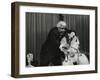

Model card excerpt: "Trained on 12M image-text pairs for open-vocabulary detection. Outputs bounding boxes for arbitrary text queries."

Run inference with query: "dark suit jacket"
[39,27,71,66]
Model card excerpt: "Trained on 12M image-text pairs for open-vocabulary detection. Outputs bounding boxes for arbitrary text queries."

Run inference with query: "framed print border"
[11,2,98,78]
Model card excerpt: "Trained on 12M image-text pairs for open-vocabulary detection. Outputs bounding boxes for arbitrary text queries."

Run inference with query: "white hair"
[56,21,67,28]
[70,32,75,37]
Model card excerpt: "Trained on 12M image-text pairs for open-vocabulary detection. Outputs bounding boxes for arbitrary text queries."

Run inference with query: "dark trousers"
[51,55,62,66]
[39,55,62,66]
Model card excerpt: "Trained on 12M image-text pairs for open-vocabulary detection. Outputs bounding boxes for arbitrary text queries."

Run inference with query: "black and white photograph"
[11,2,97,78]
[26,13,90,67]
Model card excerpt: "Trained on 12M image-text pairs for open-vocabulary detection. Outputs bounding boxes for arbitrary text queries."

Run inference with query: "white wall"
[0,0,100,80]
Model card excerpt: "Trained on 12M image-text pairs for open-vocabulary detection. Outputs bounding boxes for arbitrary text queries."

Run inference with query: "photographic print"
[11,2,97,78]
[26,13,90,67]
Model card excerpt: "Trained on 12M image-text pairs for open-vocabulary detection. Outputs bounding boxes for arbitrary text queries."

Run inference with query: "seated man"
[39,21,71,66]
[60,31,89,65]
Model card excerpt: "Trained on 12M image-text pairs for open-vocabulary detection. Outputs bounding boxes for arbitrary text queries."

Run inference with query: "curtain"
[26,13,89,63]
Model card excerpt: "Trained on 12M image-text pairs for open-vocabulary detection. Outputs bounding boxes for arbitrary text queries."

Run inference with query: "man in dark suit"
[39,20,71,66]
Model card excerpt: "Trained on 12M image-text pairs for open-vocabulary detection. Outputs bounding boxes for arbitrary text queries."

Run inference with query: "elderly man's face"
[58,24,66,32]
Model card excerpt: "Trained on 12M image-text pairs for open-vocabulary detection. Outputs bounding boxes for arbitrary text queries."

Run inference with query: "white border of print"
[19,5,95,74]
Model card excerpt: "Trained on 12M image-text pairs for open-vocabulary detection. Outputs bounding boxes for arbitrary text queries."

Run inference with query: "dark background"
[26,12,90,66]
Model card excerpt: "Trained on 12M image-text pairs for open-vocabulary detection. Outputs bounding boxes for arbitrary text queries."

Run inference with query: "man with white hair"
[40,19,71,66]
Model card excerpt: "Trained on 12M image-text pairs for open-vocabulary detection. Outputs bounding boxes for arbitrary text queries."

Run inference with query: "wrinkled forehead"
[57,21,67,28]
